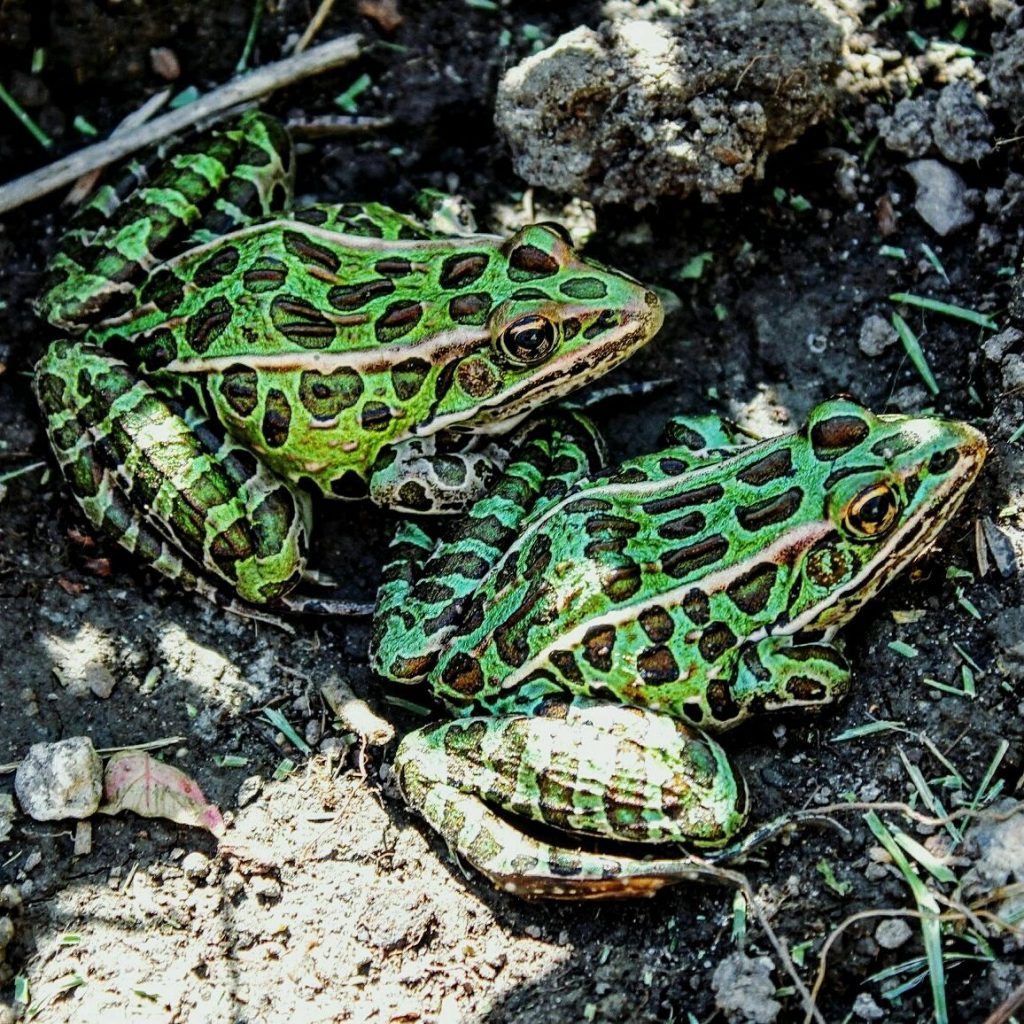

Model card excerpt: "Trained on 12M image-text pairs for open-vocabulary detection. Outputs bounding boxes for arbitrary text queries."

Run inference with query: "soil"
[0,2,1023,1022]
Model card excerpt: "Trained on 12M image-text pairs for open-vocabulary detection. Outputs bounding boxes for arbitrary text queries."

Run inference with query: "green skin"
[33,112,663,607]
[371,398,987,899]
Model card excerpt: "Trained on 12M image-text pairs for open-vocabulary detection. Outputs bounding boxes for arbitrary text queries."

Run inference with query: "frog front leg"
[695,635,851,730]
[371,411,605,682]
[367,436,513,514]
[36,339,312,606]
[394,699,747,899]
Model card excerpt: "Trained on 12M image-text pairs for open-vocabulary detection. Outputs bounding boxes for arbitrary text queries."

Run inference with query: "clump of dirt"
[495,0,844,205]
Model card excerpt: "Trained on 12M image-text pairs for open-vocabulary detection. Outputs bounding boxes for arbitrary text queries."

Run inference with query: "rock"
[875,918,913,949]
[879,96,934,157]
[181,851,211,882]
[712,952,781,1023]
[40,623,118,699]
[933,82,992,164]
[495,0,843,206]
[858,314,898,357]
[0,795,13,844]
[237,774,263,808]
[14,737,103,821]
[852,992,886,1020]
[990,22,1024,123]
[0,886,22,912]
[905,160,973,235]
[961,799,1024,940]
[73,820,92,857]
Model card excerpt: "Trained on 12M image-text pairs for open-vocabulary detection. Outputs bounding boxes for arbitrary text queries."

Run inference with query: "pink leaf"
[100,751,225,837]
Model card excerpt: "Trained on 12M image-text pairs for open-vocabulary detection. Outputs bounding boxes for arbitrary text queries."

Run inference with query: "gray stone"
[905,160,974,235]
[858,314,898,357]
[712,952,781,1023]
[237,774,263,808]
[14,737,103,821]
[852,992,886,1020]
[875,918,913,949]
[933,82,992,164]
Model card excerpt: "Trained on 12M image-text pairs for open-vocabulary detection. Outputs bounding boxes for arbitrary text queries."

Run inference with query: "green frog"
[370,398,987,898]
[34,112,663,608]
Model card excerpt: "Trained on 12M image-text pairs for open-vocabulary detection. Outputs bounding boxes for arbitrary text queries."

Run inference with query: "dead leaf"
[100,751,225,837]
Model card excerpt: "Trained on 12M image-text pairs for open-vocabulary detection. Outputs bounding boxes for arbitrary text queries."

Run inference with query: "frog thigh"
[393,700,747,899]
[38,112,293,331]
[35,339,311,605]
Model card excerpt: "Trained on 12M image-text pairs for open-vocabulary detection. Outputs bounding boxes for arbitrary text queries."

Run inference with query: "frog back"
[433,400,986,720]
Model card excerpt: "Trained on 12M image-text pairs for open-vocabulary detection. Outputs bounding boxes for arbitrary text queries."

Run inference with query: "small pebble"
[73,821,92,857]
[905,160,974,236]
[852,992,886,1020]
[875,918,913,949]
[15,737,103,821]
[181,851,211,883]
[858,314,897,357]
[237,775,263,808]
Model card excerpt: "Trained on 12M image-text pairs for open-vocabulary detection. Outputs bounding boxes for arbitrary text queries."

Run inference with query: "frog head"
[426,222,664,434]
[781,398,988,636]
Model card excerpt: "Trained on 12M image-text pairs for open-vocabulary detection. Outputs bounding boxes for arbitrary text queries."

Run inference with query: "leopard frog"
[370,398,987,898]
[34,112,663,608]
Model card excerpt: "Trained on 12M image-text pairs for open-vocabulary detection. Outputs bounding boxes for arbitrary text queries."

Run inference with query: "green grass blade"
[891,313,939,396]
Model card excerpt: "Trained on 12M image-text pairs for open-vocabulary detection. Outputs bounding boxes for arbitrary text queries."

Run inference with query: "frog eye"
[497,314,558,366]
[843,483,901,539]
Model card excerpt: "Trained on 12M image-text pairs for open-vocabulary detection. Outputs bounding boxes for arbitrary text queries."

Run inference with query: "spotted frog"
[34,112,663,608]
[370,398,987,898]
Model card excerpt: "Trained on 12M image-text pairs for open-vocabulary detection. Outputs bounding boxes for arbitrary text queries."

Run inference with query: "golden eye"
[498,314,557,366]
[844,483,901,538]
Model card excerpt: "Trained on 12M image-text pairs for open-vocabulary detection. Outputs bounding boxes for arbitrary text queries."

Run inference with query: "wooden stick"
[0,33,362,216]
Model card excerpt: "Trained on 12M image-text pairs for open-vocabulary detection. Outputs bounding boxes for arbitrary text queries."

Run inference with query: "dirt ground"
[0,1,1022,1022]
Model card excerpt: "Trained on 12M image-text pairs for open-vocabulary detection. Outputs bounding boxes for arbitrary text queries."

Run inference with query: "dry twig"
[0,33,362,215]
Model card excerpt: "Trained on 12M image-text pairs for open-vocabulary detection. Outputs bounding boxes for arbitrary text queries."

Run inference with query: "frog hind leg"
[394,699,748,899]
[370,412,604,682]
[36,339,311,606]
[38,111,294,330]
[699,634,851,730]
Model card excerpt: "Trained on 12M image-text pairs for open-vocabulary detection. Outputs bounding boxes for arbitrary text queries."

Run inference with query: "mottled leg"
[711,635,851,727]
[38,111,294,329]
[36,340,311,606]
[368,437,512,514]
[394,700,747,899]
[370,412,604,683]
